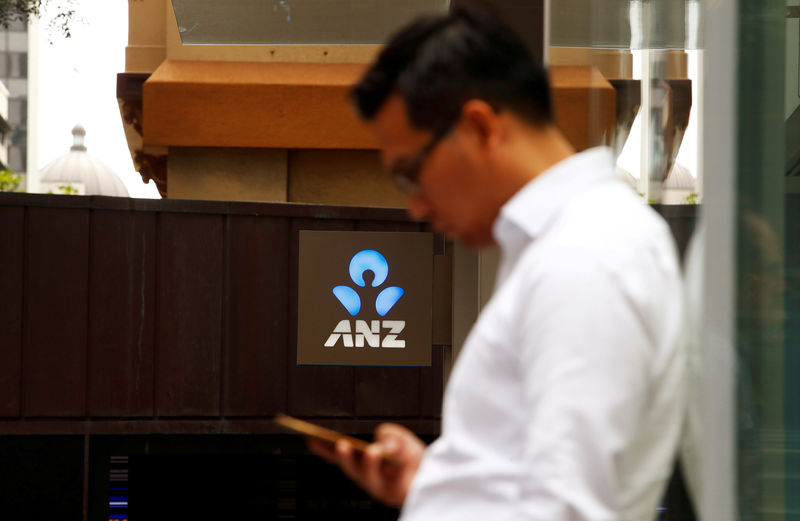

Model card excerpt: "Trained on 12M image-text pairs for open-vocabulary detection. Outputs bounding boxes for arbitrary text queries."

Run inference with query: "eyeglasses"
[390,122,455,194]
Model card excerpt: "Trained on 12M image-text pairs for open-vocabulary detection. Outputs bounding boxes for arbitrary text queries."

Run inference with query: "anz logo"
[325,250,406,349]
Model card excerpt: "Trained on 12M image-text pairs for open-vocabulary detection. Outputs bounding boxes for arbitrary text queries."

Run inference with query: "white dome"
[664,163,696,191]
[40,125,129,197]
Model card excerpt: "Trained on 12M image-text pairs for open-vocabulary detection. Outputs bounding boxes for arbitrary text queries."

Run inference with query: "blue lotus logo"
[332,250,404,317]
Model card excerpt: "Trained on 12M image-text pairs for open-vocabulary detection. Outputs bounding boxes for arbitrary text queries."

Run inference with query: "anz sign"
[297,231,433,367]
[325,249,406,349]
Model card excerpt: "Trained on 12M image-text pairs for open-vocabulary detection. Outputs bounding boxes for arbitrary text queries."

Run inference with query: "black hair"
[351,3,553,132]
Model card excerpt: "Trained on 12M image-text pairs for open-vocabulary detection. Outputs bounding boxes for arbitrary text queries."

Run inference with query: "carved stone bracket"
[121,97,143,137]
[134,148,168,197]
[117,72,168,197]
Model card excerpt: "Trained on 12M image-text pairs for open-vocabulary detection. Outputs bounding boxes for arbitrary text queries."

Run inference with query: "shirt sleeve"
[513,251,656,521]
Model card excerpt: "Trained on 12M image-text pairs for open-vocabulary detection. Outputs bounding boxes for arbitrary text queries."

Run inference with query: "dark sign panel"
[297,231,433,366]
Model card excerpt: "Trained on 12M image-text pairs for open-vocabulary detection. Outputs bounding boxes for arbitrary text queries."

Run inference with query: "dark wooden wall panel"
[353,220,424,418]
[0,206,23,417]
[223,216,290,416]
[88,211,156,417]
[0,194,451,432]
[156,213,224,417]
[288,218,356,418]
[420,345,444,419]
[354,220,421,233]
[23,207,89,417]
[355,367,421,417]
[425,235,448,420]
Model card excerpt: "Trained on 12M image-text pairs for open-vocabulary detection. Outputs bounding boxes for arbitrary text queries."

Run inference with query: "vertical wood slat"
[23,207,89,417]
[88,211,156,417]
[0,206,23,417]
[420,345,444,419]
[428,233,448,421]
[288,218,356,418]
[156,213,224,417]
[353,220,424,418]
[223,215,290,416]
[354,367,421,417]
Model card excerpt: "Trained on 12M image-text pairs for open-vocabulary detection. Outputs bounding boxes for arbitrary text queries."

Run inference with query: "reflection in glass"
[550,0,800,518]
[549,2,703,519]
[549,0,701,205]
[170,0,449,45]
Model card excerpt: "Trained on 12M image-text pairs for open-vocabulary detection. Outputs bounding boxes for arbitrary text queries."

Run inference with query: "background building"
[0,80,12,168]
[0,16,38,190]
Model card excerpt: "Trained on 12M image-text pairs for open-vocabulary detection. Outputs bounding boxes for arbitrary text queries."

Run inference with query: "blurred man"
[311,6,686,521]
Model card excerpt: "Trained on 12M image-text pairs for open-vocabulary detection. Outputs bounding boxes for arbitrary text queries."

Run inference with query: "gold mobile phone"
[274,414,398,462]
[275,414,371,451]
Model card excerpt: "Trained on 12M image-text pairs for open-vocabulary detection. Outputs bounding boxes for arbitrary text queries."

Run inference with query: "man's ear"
[459,99,502,149]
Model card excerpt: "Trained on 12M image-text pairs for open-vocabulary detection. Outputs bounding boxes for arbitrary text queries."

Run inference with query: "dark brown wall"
[0,194,446,436]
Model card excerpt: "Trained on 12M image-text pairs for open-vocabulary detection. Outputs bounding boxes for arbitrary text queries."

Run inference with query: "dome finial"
[40,123,129,197]
[71,124,86,152]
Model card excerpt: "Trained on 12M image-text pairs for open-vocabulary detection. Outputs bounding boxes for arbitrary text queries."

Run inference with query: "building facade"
[0,16,37,188]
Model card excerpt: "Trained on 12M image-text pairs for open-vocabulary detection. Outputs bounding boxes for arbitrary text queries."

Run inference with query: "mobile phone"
[274,413,373,453]
[275,414,401,464]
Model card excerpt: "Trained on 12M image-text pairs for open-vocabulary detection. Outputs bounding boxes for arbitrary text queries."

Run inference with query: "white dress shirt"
[400,147,687,521]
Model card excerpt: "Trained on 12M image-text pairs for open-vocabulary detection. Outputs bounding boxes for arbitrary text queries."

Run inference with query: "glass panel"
[549,0,701,205]
[7,31,26,53]
[9,52,26,78]
[548,2,704,519]
[549,0,632,49]
[8,99,25,125]
[734,0,800,519]
[549,0,691,50]
[8,144,25,172]
[0,53,9,78]
[7,78,26,98]
[640,0,687,50]
[170,0,449,45]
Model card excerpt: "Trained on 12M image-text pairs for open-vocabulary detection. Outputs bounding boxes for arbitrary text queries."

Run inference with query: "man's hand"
[308,423,425,507]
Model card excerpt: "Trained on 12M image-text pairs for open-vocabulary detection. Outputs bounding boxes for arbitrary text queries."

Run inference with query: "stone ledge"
[142,60,615,152]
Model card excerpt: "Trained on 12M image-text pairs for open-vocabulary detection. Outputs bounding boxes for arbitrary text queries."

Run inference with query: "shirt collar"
[492,147,616,252]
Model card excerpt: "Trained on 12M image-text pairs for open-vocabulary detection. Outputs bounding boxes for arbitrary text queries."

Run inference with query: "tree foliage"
[0,169,22,192]
[0,0,43,25]
[54,183,78,195]
[0,0,74,37]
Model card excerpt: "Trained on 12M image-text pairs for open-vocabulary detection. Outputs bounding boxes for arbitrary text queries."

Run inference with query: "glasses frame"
[390,121,456,194]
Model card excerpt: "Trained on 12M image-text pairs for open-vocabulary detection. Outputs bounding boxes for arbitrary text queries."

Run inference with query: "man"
[311,6,686,521]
